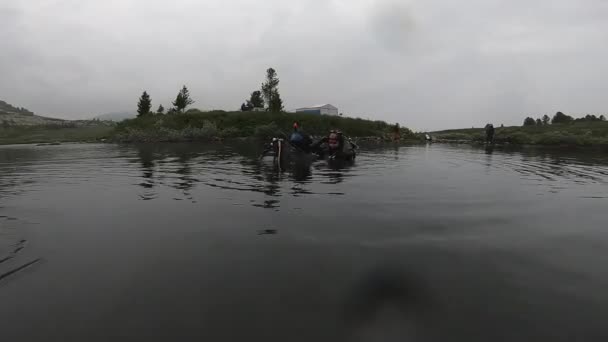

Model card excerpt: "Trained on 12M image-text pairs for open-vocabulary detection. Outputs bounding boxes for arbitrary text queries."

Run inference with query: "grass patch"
[0,125,114,145]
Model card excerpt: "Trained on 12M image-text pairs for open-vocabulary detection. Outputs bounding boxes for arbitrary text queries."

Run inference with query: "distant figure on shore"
[393,123,401,141]
[485,124,495,143]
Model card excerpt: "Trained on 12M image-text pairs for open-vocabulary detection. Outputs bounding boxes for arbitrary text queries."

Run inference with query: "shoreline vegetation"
[1,68,415,146]
[116,69,415,143]
[113,109,415,143]
[117,69,416,143]
[113,69,416,143]
[2,67,608,147]
[2,111,608,148]
[432,112,608,148]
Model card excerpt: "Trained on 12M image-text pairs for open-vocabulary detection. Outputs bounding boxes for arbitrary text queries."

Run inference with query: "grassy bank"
[432,121,608,147]
[0,125,114,145]
[114,110,414,142]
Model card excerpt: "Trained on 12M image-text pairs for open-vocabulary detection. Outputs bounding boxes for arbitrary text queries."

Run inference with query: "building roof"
[296,104,338,110]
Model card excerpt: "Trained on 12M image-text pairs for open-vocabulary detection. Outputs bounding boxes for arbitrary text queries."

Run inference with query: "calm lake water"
[1,142,608,341]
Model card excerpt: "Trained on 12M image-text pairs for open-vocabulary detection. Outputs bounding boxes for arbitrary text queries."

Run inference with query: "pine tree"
[137,91,152,117]
[172,85,195,113]
[268,89,284,112]
[261,68,281,111]
[157,104,165,114]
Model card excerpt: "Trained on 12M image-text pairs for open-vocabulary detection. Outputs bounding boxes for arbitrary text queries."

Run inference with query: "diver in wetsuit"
[289,122,313,152]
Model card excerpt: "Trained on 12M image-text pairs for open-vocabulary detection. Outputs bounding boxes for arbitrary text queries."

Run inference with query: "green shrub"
[254,122,282,139]
[534,132,593,146]
[505,131,531,145]
[399,127,417,140]
[472,133,486,142]
[219,127,240,138]
[436,133,472,140]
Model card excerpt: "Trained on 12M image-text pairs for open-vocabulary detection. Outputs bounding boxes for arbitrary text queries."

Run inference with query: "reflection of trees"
[241,158,283,210]
[133,145,160,200]
[132,144,197,201]
[133,144,202,199]
[239,154,315,207]
[135,145,155,189]
[174,150,198,196]
[242,158,281,196]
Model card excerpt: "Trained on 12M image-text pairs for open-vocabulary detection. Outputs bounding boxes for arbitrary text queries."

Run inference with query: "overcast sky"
[1,0,607,130]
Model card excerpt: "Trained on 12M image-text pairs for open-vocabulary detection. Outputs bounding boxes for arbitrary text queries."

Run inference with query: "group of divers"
[260,122,497,164]
[261,122,358,163]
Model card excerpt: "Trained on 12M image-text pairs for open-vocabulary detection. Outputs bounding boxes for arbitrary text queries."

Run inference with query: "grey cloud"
[1,0,607,129]
[369,0,416,53]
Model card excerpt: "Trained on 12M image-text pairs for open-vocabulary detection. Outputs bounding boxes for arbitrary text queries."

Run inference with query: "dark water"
[1,142,608,341]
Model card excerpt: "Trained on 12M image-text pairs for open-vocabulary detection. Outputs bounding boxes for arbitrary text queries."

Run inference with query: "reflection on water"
[1,143,607,210]
[1,143,606,214]
[1,143,608,341]
[126,143,358,210]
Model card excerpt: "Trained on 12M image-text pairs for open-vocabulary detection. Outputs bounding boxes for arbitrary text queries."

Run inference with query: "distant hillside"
[0,99,111,128]
[95,111,137,122]
[0,100,35,116]
[0,99,68,126]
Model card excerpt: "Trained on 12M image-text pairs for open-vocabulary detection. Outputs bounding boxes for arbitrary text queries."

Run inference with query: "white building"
[295,104,339,116]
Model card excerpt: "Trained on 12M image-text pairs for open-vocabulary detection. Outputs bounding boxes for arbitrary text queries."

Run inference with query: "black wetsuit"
[485,124,495,143]
[289,129,313,152]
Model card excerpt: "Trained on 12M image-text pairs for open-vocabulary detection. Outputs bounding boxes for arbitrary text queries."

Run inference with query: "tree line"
[523,112,606,126]
[137,85,194,117]
[240,68,283,113]
[136,68,284,118]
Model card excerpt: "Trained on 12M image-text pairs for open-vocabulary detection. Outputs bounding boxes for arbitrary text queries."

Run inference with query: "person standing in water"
[310,129,342,157]
[289,122,313,152]
[485,124,495,143]
[326,130,347,157]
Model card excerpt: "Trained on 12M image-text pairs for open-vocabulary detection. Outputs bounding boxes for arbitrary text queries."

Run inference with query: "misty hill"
[0,99,68,126]
[0,100,35,116]
[0,99,106,127]
[95,111,136,122]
